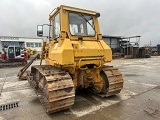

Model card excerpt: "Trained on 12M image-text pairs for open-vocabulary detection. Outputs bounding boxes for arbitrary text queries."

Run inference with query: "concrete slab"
[78,87,160,120]
[0,56,160,120]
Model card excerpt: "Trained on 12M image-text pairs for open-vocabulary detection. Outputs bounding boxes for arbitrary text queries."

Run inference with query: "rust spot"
[65,87,73,93]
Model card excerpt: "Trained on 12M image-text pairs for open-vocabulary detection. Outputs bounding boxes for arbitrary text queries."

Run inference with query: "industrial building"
[102,35,122,53]
[0,36,43,52]
[102,35,144,58]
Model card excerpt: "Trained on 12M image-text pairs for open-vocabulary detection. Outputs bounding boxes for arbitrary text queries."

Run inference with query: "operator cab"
[7,46,24,59]
[37,5,101,41]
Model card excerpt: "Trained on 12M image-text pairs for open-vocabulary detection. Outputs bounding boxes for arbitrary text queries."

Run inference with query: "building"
[120,36,141,58]
[102,35,122,53]
[157,44,160,55]
[102,35,143,58]
[0,36,43,52]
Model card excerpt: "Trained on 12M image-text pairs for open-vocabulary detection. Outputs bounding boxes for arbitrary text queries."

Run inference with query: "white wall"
[0,36,43,52]
[22,38,42,52]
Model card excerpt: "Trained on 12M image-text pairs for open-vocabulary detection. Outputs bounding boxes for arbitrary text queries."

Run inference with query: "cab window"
[69,12,95,36]
[53,13,60,39]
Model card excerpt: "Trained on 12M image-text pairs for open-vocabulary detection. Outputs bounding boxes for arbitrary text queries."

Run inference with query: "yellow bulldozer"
[18,5,123,114]
[25,48,37,58]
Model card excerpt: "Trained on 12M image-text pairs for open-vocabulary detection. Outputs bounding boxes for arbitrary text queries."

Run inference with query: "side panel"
[45,38,112,67]
[46,39,74,65]
[99,40,112,62]
[72,40,112,62]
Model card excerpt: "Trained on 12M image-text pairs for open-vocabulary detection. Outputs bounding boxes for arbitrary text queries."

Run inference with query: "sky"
[0,0,160,46]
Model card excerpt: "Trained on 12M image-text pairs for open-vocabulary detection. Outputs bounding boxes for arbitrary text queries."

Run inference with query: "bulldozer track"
[102,65,123,97]
[27,65,75,114]
[89,65,123,97]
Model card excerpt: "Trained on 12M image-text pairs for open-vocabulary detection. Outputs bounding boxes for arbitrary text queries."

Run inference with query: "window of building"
[26,42,42,48]
[35,43,42,47]
[26,42,34,47]
[26,43,30,47]
[38,43,42,47]
[35,43,39,47]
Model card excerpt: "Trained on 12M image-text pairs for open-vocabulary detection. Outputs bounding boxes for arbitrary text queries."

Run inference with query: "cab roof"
[49,5,97,19]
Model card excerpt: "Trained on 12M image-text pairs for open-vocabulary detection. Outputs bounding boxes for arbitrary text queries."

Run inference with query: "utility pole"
[150,41,152,54]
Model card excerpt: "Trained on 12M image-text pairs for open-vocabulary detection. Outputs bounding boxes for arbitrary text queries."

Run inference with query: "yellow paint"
[42,5,112,91]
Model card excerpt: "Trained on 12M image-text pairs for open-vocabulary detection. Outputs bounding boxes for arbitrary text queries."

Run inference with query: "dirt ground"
[0,56,160,120]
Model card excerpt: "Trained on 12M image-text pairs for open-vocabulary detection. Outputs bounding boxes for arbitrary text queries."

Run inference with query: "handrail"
[17,53,39,79]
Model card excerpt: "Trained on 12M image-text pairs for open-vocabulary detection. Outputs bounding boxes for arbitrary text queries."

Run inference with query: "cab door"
[8,47,15,58]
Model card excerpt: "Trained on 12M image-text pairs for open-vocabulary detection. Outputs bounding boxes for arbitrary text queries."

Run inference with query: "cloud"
[0,0,160,46]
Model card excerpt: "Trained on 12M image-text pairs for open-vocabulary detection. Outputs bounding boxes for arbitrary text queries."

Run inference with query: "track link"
[90,65,123,97]
[27,65,75,114]
[102,65,123,97]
